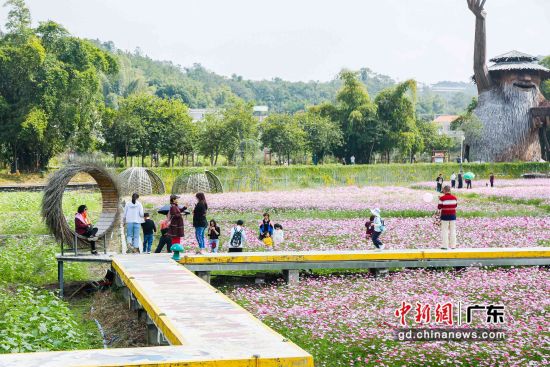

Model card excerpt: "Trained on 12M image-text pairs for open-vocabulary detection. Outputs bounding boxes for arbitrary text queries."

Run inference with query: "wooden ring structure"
[42,163,121,246]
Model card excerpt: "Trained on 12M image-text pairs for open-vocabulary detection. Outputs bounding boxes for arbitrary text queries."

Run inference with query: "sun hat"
[370,208,381,216]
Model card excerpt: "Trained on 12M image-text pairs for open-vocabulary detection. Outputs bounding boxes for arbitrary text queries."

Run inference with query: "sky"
[1,0,549,84]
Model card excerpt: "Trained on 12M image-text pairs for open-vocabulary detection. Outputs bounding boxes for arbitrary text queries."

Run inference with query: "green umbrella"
[463,172,475,180]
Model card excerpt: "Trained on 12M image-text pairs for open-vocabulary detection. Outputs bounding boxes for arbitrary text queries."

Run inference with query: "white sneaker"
[379,245,385,250]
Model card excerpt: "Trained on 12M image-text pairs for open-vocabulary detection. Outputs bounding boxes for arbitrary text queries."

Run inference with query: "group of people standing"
[436,172,495,192]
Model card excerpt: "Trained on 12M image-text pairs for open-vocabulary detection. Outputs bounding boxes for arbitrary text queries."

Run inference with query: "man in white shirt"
[450,172,456,189]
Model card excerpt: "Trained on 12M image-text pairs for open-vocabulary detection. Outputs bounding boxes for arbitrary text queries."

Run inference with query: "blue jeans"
[126,222,141,249]
[209,239,219,253]
[143,234,154,253]
[372,231,383,249]
[195,226,206,249]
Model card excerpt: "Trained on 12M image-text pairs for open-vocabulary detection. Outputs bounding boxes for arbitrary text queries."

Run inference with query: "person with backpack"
[370,208,386,250]
[229,219,247,253]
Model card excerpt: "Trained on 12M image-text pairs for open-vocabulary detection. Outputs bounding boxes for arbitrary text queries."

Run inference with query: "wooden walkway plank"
[177,248,550,265]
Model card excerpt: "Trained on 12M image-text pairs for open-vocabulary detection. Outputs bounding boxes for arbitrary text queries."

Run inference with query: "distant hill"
[96,40,475,116]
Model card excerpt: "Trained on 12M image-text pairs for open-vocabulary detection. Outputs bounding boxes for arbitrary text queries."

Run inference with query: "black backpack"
[230,228,243,247]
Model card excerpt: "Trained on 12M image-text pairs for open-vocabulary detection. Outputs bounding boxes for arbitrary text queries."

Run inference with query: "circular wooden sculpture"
[42,163,121,247]
[118,167,165,196]
[171,170,223,194]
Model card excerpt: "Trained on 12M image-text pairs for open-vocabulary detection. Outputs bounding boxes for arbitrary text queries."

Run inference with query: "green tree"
[295,111,342,164]
[219,100,257,164]
[260,113,305,164]
[375,80,420,162]
[0,1,118,171]
[197,113,225,166]
[311,71,379,163]
[114,94,194,167]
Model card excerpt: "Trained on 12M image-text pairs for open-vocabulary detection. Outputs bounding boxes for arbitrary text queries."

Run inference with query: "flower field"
[142,184,546,212]
[226,267,550,367]
[413,178,550,204]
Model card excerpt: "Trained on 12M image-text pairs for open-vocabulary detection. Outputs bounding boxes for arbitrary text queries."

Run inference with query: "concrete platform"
[1,254,313,367]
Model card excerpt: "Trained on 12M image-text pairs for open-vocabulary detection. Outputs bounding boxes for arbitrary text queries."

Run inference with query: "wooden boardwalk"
[2,247,549,366]
[1,254,313,367]
[179,247,550,271]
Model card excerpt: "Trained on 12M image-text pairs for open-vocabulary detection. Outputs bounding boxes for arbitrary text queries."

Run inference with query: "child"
[141,213,156,254]
[262,232,273,251]
[229,220,247,253]
[272,223,284,249]
[154,216,171,253]
[370,208,386,250]
[365,215,375,241]
[208,219,221,253]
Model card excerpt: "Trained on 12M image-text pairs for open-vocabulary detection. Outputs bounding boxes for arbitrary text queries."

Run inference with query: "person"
[141,213,156,254]
[192,192,208,252]
[450,172,456,189]
[124,193,144,253]
[457,171,464,189]
[154,216,172,253]
[342,157,346,165]
[262,232,273,251]
[259,213,274,240]
[437,185,457,250]
[228,220,246,253]
[207,219,221,253]
[168,194,186,248]
[436,173,444,193]
[272,223,284,249]
[75,205,98,255]
[370,208,385,250]
[489,172,495,187]
[365,215,375,240]
[350,155,355,165]
[466,178,472,189]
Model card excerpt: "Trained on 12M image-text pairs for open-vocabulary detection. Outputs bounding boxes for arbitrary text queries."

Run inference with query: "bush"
[0,239,89,285]
[0,285,92,353]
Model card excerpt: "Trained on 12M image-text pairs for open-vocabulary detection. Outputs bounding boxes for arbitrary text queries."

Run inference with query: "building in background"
[189,106,269,122]
[433,115,459,136]
[253,106,269,122]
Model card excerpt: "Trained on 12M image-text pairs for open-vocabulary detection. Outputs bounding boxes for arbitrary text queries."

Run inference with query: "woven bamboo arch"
[118,167,165,196]
[171,170,223,194]
[42,163,121,247]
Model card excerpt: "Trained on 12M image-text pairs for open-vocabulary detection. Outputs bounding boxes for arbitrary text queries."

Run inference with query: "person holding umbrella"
[167,194,186,248]
[464,172,475,189]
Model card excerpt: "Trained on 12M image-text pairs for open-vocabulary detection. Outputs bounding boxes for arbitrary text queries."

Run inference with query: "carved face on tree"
[494,71,542,91]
